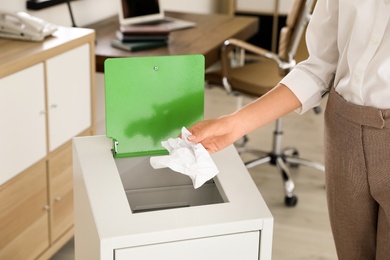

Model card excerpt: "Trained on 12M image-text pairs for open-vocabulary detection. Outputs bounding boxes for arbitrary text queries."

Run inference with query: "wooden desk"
[87,12,258,72]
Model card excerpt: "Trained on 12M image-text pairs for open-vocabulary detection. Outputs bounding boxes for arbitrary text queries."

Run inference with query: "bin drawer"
[115,231,260,260]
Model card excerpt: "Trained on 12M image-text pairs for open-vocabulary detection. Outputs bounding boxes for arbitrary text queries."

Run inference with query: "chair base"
[237,119,325,207]
[243,149,325,207]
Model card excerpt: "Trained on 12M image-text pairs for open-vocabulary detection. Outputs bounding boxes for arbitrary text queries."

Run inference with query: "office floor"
[52,85,337,260]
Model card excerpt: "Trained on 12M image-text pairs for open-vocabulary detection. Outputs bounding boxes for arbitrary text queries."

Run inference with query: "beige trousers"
[324,88,390,260]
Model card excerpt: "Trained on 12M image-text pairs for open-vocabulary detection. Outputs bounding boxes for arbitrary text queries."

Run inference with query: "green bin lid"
[104,55,205,158]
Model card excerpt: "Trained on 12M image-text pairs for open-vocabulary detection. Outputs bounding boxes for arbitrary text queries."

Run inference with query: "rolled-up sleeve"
[280,0,339,114]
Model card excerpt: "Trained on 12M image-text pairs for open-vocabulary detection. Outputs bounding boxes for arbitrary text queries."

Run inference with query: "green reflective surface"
[104,55,205,158]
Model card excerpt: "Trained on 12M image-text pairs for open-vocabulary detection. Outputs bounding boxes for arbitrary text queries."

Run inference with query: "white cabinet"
[0,26,95,260]
[235,0,294,52]
[46,44,91,152]
[236,0,293,15]
[162,0,221,14]
[0,64,47,185]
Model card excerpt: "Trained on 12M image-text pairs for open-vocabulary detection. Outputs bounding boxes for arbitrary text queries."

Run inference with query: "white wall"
[0,0,225,27]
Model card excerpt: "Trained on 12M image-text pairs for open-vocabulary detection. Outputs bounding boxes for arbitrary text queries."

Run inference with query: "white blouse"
[281,0,390,114]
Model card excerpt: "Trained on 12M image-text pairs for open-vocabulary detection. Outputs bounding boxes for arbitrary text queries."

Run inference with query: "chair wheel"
[284,195,298,207]
[313,106,322,114]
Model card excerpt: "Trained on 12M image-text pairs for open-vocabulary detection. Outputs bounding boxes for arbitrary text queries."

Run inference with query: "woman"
[187,0,390,259]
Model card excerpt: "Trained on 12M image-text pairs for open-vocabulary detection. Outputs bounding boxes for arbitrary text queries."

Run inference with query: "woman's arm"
[188,83,301,153]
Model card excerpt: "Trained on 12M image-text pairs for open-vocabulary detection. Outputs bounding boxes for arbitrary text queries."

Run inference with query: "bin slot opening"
[124,182,224,214]
[132,203,190,213]
[116,156,225,214]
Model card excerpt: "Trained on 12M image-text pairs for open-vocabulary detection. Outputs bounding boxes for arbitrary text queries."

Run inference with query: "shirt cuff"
[280,68,323,114]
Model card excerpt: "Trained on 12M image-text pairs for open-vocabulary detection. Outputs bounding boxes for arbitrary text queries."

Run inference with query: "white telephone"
[0,10,57,41]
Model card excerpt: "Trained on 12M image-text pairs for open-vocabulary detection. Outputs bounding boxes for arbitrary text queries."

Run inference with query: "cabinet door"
[0,64,47,185]
[0,161,49,260]
[48,142,74,243]
[46,44,91,152]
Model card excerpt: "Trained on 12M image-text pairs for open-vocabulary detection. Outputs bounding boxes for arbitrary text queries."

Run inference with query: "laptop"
[118,0,196,31]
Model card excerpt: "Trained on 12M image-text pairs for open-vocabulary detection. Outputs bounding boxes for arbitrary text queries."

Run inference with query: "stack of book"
[111,24,170,52]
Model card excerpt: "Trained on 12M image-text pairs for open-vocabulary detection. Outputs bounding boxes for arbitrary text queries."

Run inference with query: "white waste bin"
[72,55,273,260]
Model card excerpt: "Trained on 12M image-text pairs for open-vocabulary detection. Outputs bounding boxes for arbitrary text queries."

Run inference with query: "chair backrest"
[278,0,314,63]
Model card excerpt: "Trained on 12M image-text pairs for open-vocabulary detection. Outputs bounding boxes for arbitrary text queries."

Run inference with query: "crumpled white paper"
[150,127,219,189]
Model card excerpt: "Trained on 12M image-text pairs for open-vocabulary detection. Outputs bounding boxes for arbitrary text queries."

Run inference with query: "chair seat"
[206,59,281,97]
[227,60,281,96]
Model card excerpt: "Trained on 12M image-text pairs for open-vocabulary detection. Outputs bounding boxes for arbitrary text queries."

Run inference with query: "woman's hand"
[186,115,243,153]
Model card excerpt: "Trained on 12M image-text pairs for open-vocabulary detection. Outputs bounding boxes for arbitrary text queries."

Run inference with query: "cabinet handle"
[55,196,62,202]
[50,104,58,109]
[42,205,50,211]
[40,110,46,115]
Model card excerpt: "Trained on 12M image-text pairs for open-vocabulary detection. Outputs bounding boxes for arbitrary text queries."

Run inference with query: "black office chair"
[206,0,324,206]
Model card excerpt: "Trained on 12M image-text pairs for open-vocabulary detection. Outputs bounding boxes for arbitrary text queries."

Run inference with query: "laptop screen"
[119,0,164,25]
